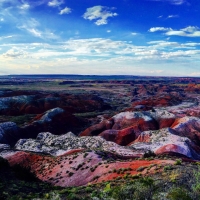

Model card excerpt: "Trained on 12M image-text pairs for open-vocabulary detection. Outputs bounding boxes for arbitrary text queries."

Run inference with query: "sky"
[0,0,200,76]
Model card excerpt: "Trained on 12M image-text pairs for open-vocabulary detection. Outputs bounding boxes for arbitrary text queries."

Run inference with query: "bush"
[164,165,172,171]
[169,170,179,183]
[167,187,192,200]
[98,177,156,200]
[174,159,182,165]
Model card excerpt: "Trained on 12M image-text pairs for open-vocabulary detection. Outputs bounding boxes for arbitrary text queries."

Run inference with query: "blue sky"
[0,0,200,76]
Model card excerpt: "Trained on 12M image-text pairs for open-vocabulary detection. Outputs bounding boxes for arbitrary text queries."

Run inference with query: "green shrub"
[167,187,192,200]
[164,165,172,171]
[174,159,182,165]
[85,186,93,192]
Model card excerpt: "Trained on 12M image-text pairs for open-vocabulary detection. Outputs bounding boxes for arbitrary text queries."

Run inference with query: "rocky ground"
[0,76,200,199]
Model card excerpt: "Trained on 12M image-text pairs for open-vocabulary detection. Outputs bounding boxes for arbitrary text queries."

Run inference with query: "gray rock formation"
[15,132,141,157]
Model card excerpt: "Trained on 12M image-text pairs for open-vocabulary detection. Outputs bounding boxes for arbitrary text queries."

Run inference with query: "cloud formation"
[19,3,30,10]
[167,15,179,18]
[149,27,172,32]
[83,6,118,25]
[18,18,59,39]
[59,7,71,15]
[150,0,187,5]
[0,0,199,76]
[2,48,27,58]
[48,0,64,7]
[167,0,187,5]
[1,38,200,76]
[149,26,200,37]
[131,32,138,36]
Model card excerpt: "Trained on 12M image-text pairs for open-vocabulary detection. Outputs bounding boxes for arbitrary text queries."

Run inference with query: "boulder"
[129,128,200,160]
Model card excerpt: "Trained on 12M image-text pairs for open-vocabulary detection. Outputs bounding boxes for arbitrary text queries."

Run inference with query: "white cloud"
[161,50,200,58]
[59,7,71,15]
[131,32,138,36]
[166,26,200,37]
[0,0,32,10]
[184,43,200,47]
[83,5,118,26]
[18,18,59,40]
[18,18,41,37]
[28,28,42,38]
[48,0,64,7]
[1,38,200,76]
[2,48,27,58]
[19,18,40,28]
[0,18,4,21]
[181,26,199,33]
[149,27,172,32]
[0,35,13,40]
[19,3,30,10]
[150,0,188,5]
[149,26,200,37]
[147,40,200,50]
[107,30,111,33]
[167,15,179,18]
[168,0,187,5]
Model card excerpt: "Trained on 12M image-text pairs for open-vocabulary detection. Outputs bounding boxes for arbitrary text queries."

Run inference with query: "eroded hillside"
[0,76,200,200]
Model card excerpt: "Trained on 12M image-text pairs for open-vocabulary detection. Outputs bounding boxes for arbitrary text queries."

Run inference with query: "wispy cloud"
[59,7,71,15]
[48,0,64,7]
[150,0,188,5]
[149,27,172,32]
[167,15,179,18]
[168,0,187,5]
[1,38,200,76]
[19,3,30,10]
[18,18,59,40]
[2,48,27,59]
[83,6,118,26]
[28,28,42,37]
[149,26,200,37]
[131,32,138,36]
[17,18,40,33]
[0,35,13,40]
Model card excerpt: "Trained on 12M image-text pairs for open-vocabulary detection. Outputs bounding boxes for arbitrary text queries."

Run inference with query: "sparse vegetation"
[164,165,173,171]
[174,159,182,165]
[1,76,200,200]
